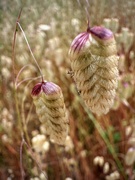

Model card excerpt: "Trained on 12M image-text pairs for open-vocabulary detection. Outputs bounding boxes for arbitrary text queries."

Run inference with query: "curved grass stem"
[12,9,24,137]
[16,22,44,81]
[15,64,31,88]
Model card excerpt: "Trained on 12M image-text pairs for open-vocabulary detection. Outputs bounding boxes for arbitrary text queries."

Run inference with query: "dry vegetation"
[0,0,135,179]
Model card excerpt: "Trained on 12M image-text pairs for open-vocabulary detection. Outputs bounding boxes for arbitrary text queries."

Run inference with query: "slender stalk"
[80,101,127,179]
[23,139,48,179]
[26,103,33,125]
[12,8,22,83]
[15,64,31,88]
[20,138,25,180]
[12,9,46,178]
[16,77,37,89]
[12,9,23,132]
[85,6,90,28]
[21,96,31,145]
[17,22,44,81]
[16,74,45,89]
[21,79,36,145]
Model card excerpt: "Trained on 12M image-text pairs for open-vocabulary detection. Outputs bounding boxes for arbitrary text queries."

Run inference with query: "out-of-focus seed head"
[65,135,74,151]
[125,126,132,136]
[93,156,104,167]
[32,134,47,153]
[31,81,69,145]
[103,18,119,33]
[125,147,135,166]
[103,162,110,174]
[110,171,120,179]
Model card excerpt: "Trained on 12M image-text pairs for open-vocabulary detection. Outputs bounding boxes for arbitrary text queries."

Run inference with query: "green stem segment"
[81,102,127,179]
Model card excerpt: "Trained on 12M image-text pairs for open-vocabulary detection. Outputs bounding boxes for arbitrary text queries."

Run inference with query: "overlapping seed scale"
[76,74,99,91]
[86,96,114,108]
[92,104,107,113]
[90,42,117,57]
[96,67,119,79]
[50,132,68,145]
[37,95,66,116]
[98,78,118,89]
[96,55,119,68]
[81,84,100,99]
[32,91,68,144]
[35,96,68,124]
[40,119,68,145]
[36,104,66,120]
[84,93,101,104]
[44,106,66,118]
[98,96,114,107]
[98,106,109,115]
[86,98,113,115]
[73,55,118,84]
[99,88,116,98]
[43,111,68,125]
[42,96,64,109]
[72,61,117,115]
[43,90,63,100]
[74,63,98,82]
[33,96,43,108]
[71,53,93,71]
[44,116,67,132]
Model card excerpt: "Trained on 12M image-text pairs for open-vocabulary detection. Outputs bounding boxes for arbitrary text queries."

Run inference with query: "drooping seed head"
[31,81,69,145]
[125,147,135,166]
[69,23,119,116]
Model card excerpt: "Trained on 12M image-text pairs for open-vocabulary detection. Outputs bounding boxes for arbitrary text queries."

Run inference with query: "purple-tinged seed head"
[70,32,90,54]
[42,82,61,96]
[69,25,114,56]
[31,82,43,96]
[31,81,62,97]
[90,26,113,40]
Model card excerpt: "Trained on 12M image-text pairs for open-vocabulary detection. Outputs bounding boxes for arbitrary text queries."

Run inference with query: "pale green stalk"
[80,101,127,179]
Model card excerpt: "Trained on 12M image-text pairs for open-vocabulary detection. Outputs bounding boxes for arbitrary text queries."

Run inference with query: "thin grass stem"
[15,64,31,88]
[20,138,25,180]
[12,8,23,83]
[23,139,48,179]
[80,100,127,179]
[17,22,44,82]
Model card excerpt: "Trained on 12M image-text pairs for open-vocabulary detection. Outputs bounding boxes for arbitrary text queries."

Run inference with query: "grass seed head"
[31,81,69,145]
[69,25,119,116]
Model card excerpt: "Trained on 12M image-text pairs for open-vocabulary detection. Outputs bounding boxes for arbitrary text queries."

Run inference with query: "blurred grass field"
[0,0,135,179]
